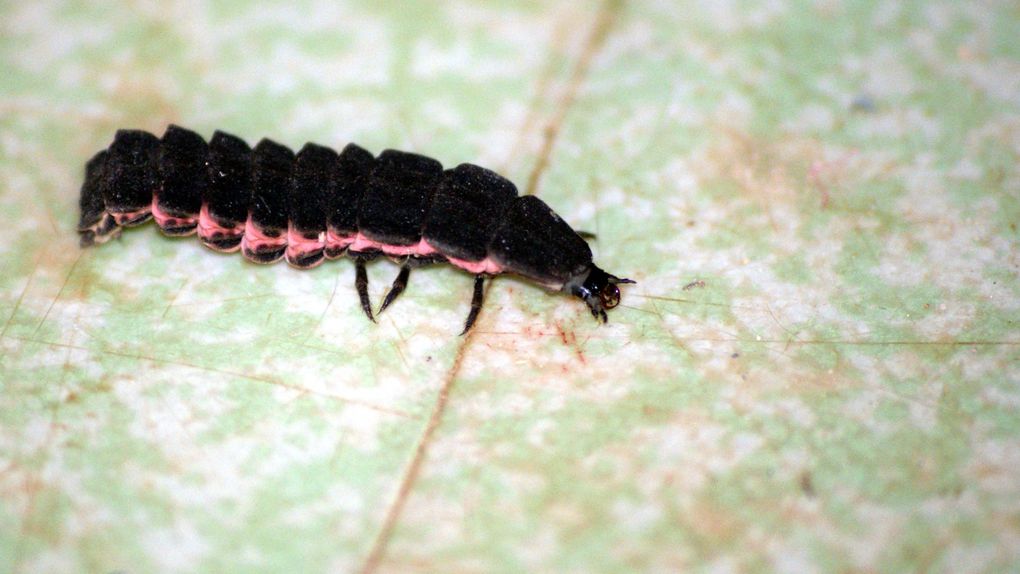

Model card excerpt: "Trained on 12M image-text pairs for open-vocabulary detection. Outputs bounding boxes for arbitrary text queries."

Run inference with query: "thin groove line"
[6,335,413,418]
[472,332,1020,346]
[504,19,571,172]
[161,279,188,319]
[11,313,79,574]
[0,253,43,345]
[524,0,617,196]
[356,336,473,574]
[31,250,83,337]
[356,3,620,572]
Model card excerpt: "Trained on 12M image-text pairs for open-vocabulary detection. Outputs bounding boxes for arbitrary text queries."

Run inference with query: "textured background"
[1,0,1019,572]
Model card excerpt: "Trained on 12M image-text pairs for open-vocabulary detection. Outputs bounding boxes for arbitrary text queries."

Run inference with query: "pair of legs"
[350,251,486,335]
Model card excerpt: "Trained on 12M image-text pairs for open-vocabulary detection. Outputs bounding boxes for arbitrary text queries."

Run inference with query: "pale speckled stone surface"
[1,1,1018,572]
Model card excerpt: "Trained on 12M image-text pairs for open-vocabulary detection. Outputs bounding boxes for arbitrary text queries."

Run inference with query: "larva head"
[564,265,636,323]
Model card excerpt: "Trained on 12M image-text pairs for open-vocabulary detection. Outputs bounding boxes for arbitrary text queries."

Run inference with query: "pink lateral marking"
[348,234,437,257]
[278,226,505,274]
[337,231,505,274]
[111,206,151,225]
[444,255,504,275]
[198,204,244,241]
[286,225,325,260]
[151,195,198,231]
[241,215,287,254]
[325,229,356,254]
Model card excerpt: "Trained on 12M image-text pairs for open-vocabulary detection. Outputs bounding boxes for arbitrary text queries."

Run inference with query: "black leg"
[355,257,375,323]
[460,275,485,335]
[378,262,411,315]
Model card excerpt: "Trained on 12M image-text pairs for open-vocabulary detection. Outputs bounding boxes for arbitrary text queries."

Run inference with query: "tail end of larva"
[78,212,122,248]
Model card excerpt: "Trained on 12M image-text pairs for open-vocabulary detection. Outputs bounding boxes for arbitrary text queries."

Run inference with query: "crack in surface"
[5,334,414,418]
[9,311,80,574]
[523,0,619,197]
[30,251,83,337]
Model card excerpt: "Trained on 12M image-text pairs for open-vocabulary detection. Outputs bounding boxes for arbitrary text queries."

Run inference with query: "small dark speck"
[850,93,876,112]
[731,352,739,359]
[683,279,706,291]
[426,356,432,362]
[686,220,696,227]
[800,472,815,497]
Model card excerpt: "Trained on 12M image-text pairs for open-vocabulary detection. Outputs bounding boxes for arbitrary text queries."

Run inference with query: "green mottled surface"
[2,1,1018,572]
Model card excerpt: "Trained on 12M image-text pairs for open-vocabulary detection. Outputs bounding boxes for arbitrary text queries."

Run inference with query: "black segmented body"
[78,124,634,332]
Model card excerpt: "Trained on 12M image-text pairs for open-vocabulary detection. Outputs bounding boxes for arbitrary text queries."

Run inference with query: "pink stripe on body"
[325,229,356,257]
[347,234,438,257]
[443,255,504,275]
[198,205,246,252]
[111,206,152,226]
[346,233,505,275]
[286,225,326,268]
[151,195,198,234]
[241,215,287,254]
[198,204,244,242]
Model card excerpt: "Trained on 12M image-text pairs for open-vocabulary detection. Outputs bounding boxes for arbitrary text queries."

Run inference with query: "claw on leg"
[379,262,410,315]
[460,275,485,335]
[354,257,375,323]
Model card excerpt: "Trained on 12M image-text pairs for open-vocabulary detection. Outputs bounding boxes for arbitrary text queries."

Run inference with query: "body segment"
[356,150,443,249]
[155,125,207,235]
[287,143,337,268]
[77,150,116,247]
[201,130,252,252]
[101,129,159,227]
[325,143,376,258]
[488,195,592,287]
[423,163,518,263]
[244,139,294,263]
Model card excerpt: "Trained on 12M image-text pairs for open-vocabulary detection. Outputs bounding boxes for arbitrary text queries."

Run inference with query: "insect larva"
[78,124,634,333]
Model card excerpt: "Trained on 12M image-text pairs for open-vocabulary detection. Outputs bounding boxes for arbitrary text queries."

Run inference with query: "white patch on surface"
[769,541,819,574]
[968,438,1020,496]
[783,103,835,133]
[213,6,391,92]
[19,550,78,574]
[141,518,210,573]
[611,498,662,533]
